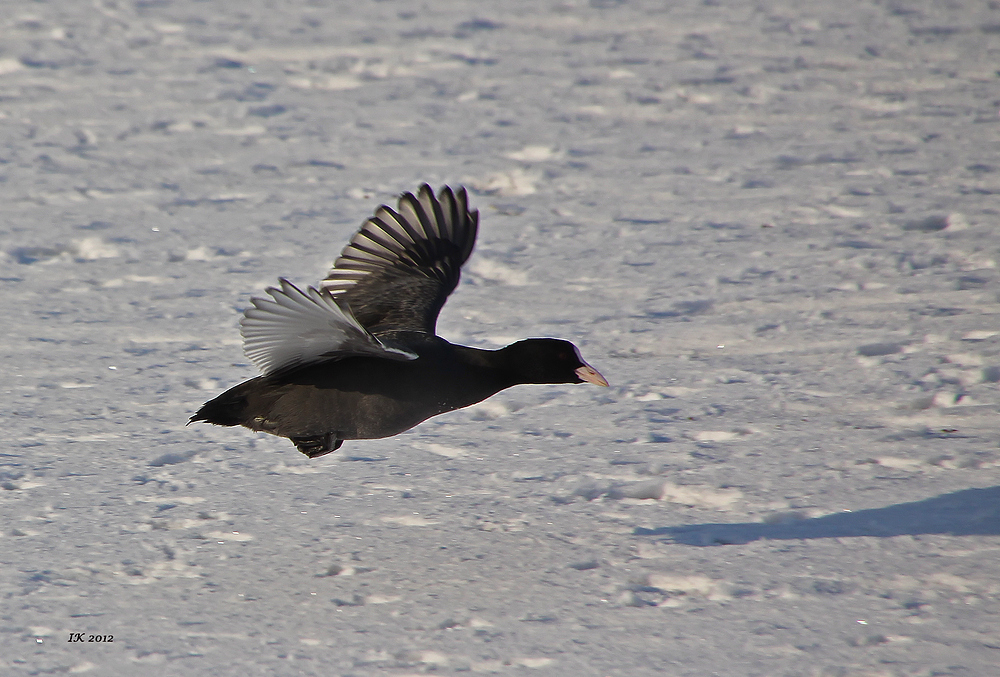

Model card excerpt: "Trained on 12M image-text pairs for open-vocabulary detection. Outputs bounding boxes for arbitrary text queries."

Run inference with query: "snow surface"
[2,1,1000,675]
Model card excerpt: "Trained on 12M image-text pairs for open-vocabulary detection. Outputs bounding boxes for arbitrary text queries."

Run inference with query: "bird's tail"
[188,388,249,427]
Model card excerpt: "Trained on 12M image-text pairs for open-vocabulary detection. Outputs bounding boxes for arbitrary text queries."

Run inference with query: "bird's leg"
[291,433,344,458]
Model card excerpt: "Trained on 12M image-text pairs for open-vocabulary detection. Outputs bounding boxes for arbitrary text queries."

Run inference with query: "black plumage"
[191,185,607,458]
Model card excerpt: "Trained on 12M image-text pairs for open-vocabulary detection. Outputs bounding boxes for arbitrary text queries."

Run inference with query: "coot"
[190,185,607,457]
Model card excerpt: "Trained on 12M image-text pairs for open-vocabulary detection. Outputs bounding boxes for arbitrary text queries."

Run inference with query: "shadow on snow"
[636,485,1000,546]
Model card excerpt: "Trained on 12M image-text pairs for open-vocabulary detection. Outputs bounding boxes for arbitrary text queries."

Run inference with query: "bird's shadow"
[636,486,1000,546]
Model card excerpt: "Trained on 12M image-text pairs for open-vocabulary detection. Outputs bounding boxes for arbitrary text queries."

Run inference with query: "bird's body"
[191,185,606,457]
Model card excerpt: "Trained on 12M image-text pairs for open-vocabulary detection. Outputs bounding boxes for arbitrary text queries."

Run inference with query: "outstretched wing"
[241,278,416,376]
[320,184,479,335]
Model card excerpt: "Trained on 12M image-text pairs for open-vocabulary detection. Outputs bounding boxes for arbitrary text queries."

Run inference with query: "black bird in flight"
[191,185,607,458]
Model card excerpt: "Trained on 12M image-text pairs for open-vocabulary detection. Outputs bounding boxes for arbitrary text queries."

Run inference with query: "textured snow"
[2,1,1000,675]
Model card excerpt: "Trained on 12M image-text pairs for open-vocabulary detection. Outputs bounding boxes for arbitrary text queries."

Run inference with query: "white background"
[2,1,999,674]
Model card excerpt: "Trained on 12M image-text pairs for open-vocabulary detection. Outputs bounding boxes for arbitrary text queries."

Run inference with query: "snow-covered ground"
[3,1,1000,674]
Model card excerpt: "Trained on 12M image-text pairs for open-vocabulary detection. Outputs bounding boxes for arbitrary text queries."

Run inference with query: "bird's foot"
[291,433,344,458]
